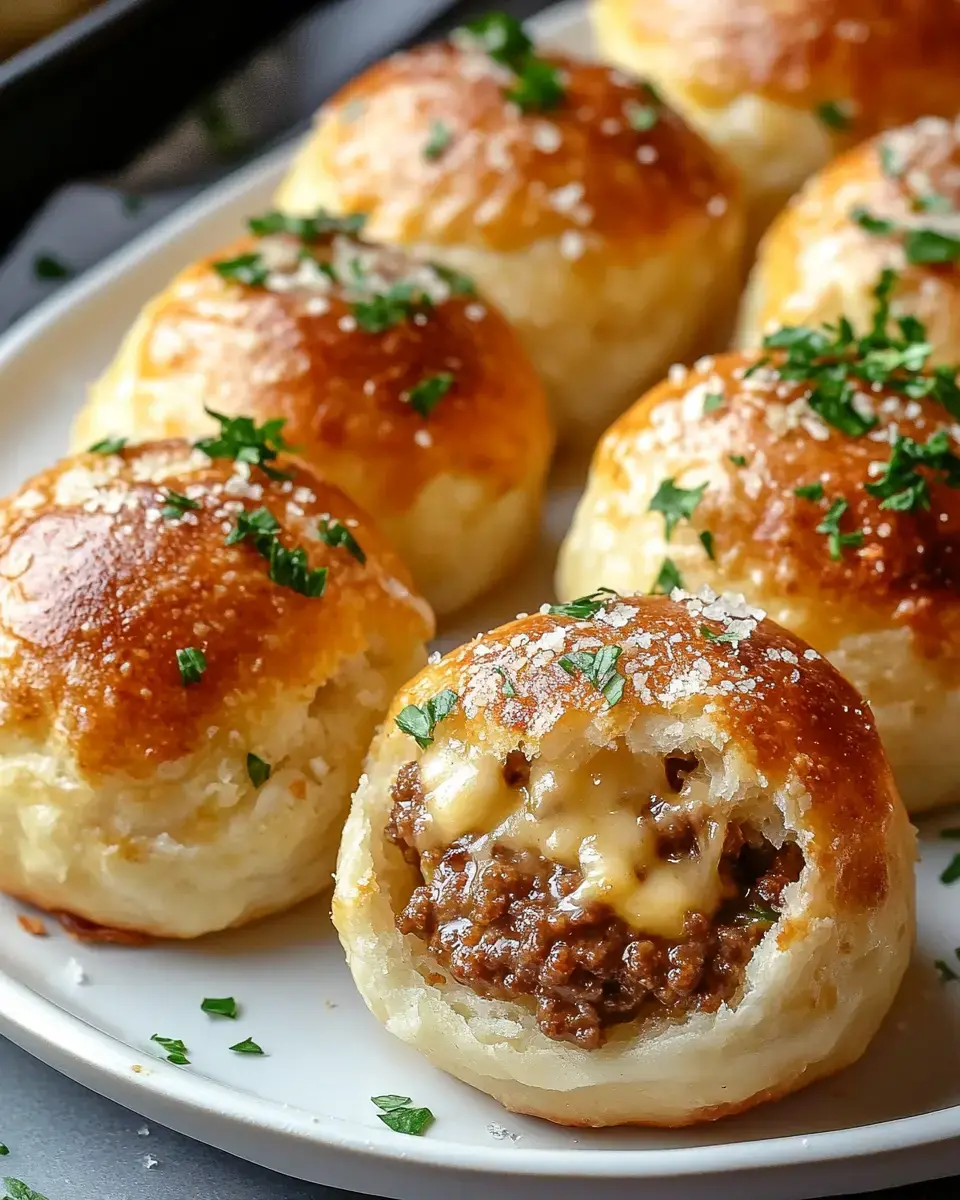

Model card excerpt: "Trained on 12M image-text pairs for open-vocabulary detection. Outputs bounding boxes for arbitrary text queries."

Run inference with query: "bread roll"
[0,439,432,940]
[738,116,960,357]
[275,17,744,439]
[593,0,960,238]
[334,591,913,1127]
[559,308,960,812]
[73,216,552,616]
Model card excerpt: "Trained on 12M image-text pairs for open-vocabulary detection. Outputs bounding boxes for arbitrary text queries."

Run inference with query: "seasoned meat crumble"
[387,760,803,1048]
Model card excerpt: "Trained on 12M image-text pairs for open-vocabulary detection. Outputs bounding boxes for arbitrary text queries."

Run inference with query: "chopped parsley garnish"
[0,1146,8,1156]
[424,120,453,160]
[352,282,433,333]
[865,430,960,512]
[698,530,716,560]
[648,478,708,540]
[213,252,269,287]
[700,624,740,645]
[246,754,271,787]
[935,958,959,983]
[558,646,625,707]
[702,392,724,414]
[372,1095,435,1136]
[247,209,366,240]
[816,498,864,560]
[317,517,366,563]
[4,1179,50,1200]
[493,666,516,696]
[230,1037,265,1055]
[176,647,207,686]
[794,482,824,501]
[87,436,127,455]
[815,100,853,131]
[395,689,458,749]
[653,558,683,594]
[33,254,72,281]
[728,454,747,467]
[759,269,960,429]
[460,12,564,112]
[227,507,328,599]
[405,372,453,418]
[160,490,201,520]
[431,263,476,296]
[548,588,616,618]
[625,101,658,132]
[741,903,779,924]
[941,853,960,885]
[914,192,954,215]
[850,205,960,265]
[201,996,238,1019]
[151,1034,190,1065]
[196,410,293,480]
[878,143,902,179]
[195,95,247,160]
[122,193,144,215]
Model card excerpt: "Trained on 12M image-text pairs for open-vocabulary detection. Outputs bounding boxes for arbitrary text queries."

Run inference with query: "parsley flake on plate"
[317,517,366,563]
[159,489,201,520]
[196,409,293,481]
[246,754,271,788]
[151,1034,190,1065]
[88,436,127,455]
[816,498,864,560]
[935,959,959,983]
[4,1179,50,1200]
[941,853,960,885]
[815,100,853,130]
[547,588,616,619]
[648,478,708,540]
[371,1095,435,1136]
[201,996,238,1019]
[230,1037,265,1055]
[248,209,366,240]
[558,646,625,707]
[176,647,207,686]
[405,372,454,418]
[424,120,454,160]
[0,1145,7,1156]
[653,558,683,594]
[33,254,72,281]
[395,690,458,749]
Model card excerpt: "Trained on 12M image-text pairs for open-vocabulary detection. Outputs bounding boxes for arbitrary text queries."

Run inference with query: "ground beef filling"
[386,761,804,1049]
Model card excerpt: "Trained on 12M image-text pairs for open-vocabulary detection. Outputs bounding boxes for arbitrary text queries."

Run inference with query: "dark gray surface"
[0,1033,950,1200]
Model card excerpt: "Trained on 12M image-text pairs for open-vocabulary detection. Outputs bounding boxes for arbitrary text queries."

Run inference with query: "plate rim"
[0,0,957,1188]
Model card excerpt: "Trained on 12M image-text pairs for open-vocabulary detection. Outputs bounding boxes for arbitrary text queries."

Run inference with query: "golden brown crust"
[602,0,960,128]
[389,593,896,914]
[745,117,960,345]
[593,352,960,661]
[83,234,551,513]
[0,440,432,780]
[280,43,739,252]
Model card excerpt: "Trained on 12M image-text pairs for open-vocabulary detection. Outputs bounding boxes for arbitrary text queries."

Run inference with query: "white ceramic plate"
[1,4,960,1197]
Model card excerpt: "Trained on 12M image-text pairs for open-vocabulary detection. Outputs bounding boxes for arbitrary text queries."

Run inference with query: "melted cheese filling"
[417,740,729,939]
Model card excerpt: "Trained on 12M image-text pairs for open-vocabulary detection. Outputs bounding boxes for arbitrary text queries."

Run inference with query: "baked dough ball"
[0,439,432,940]
[334,592,913,1127]
[593,0,960,237]
[738,117,960,357]
[275,18,744,440]
[559,319,960,812]
[73,216,552,617]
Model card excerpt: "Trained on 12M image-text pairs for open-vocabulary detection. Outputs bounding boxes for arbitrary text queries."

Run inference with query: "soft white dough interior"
[0,643,424,938]
[336,710,909,1125]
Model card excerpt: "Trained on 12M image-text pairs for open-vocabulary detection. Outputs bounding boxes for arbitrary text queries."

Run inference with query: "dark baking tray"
[0,0,331,252]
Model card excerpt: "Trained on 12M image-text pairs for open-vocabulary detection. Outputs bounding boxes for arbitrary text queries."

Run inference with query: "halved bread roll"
[334,591,913,1127]
[0,438,432,940]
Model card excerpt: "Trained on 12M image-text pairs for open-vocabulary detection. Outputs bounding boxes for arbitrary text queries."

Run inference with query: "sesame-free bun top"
[738,117,960,359]
[0,440,432,938]
[558,346,960,811]
[74,221,553,616]
[593,0,960,234]
[334,592,912,1126]
[275,29,744,438]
